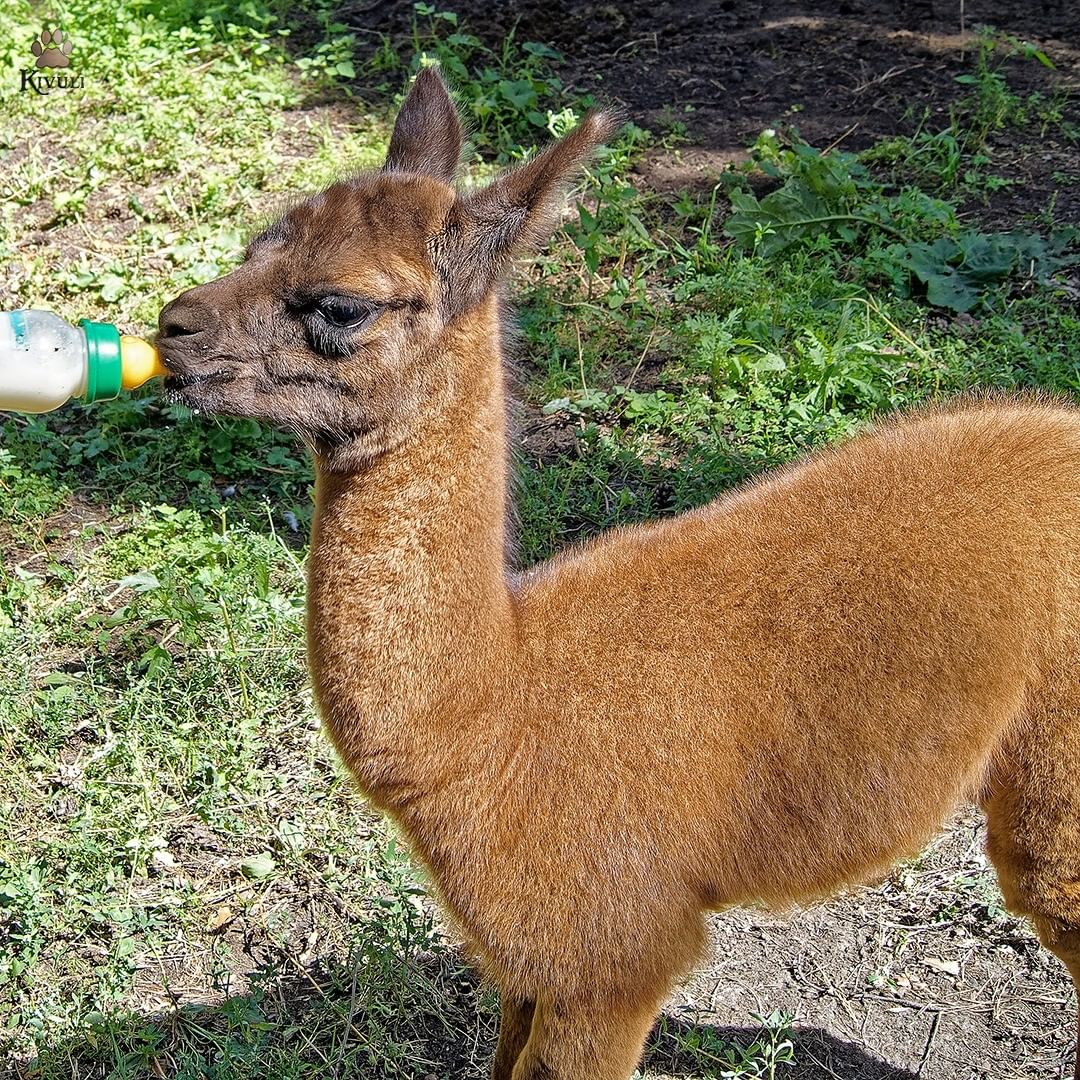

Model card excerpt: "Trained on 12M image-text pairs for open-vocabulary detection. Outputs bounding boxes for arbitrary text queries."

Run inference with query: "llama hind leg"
[1042,930,1080,1080]
[1024,923,1080,1080]
[982,683,1080,1079]
[510,991,665,1080]
[492,996,535,1080]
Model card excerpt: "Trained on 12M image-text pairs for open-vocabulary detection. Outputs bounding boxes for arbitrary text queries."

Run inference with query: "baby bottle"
[0,309,167,414]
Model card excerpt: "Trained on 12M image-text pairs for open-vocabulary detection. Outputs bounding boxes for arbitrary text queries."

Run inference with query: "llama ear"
[383,67,463,182]
[434,110,620,314]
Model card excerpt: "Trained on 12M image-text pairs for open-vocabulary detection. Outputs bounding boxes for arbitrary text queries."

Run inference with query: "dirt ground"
[356,0,1080,232]
[663,811,1074,1079]
[345,3,1080,1078]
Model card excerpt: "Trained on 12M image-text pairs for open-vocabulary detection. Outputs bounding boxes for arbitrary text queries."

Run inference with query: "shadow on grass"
[1,399,317,535]
[11,948,919,1080]
[2,392,768,565]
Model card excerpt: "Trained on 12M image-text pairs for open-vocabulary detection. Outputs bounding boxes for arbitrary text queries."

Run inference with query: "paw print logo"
[31,28,73,69]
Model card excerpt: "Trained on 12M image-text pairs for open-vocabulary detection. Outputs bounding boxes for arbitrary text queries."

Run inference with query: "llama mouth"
[163,369,238,410]
[163,370,236,391]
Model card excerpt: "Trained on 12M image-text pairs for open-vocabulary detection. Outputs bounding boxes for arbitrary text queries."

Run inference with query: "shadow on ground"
[648,1015,919,1080]
[9,949,921,1080]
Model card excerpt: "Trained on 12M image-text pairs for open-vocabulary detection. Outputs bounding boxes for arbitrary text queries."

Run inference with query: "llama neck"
[306,303,516,808]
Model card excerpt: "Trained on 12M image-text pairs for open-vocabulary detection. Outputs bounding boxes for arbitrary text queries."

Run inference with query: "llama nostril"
[161,317,201,338]
[158,298,218,340]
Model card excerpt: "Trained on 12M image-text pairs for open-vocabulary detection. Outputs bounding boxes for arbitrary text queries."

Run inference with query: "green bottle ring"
[79,319,123,403]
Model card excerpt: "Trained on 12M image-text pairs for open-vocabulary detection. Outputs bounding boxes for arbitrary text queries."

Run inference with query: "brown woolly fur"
[157,68,1080,1079]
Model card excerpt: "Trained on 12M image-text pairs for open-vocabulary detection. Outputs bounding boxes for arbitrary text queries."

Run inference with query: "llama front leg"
[510,993,663,1080]
[492,996,535,1080]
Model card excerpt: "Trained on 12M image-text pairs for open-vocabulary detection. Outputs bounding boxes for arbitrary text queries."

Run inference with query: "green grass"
[1,2,1077,1077]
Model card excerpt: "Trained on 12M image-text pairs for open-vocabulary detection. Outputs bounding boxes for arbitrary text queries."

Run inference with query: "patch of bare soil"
[670,810,1073,1079]
[353,0,1079,229]
[0,493,116,576]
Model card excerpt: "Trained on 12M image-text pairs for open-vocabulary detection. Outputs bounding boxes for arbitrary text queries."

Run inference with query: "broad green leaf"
[499,79,537,110]
[118,571,161,592]
[924,272,980,313]
[240,852,276,880]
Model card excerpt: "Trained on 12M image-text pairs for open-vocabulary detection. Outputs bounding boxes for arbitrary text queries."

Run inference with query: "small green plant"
[368,4,571,162]
[671,1011,796,1079]
[862,30,1065,197]
[294,22,358,83]
[863,128,966,192]
[722,134,903,257]
[720,130,1079,313]
[955,27,1054,150]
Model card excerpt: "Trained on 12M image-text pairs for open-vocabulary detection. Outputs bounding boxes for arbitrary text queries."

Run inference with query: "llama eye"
[315,296,378,328]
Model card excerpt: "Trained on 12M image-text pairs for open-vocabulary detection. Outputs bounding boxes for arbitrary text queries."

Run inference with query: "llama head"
[156,67,618,465]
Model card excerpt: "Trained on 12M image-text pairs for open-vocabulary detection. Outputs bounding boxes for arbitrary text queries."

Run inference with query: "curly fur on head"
[156,67,618,474]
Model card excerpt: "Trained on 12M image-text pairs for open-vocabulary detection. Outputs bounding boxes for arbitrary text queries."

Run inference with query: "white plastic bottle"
[0,310,165,414]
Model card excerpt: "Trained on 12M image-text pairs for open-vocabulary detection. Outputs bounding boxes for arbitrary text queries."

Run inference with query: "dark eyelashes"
[317,296,380,327]
[285,292,425,359]
[288,294,381,359]
[304,315,375,360]
[287,292,424,317]
[289,296,381,324]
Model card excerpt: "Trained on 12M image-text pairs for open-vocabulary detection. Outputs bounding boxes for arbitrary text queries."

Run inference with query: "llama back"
[510,400,1080,910]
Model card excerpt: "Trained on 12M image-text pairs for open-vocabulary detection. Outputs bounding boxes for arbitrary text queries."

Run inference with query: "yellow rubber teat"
[119,335,168,390]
